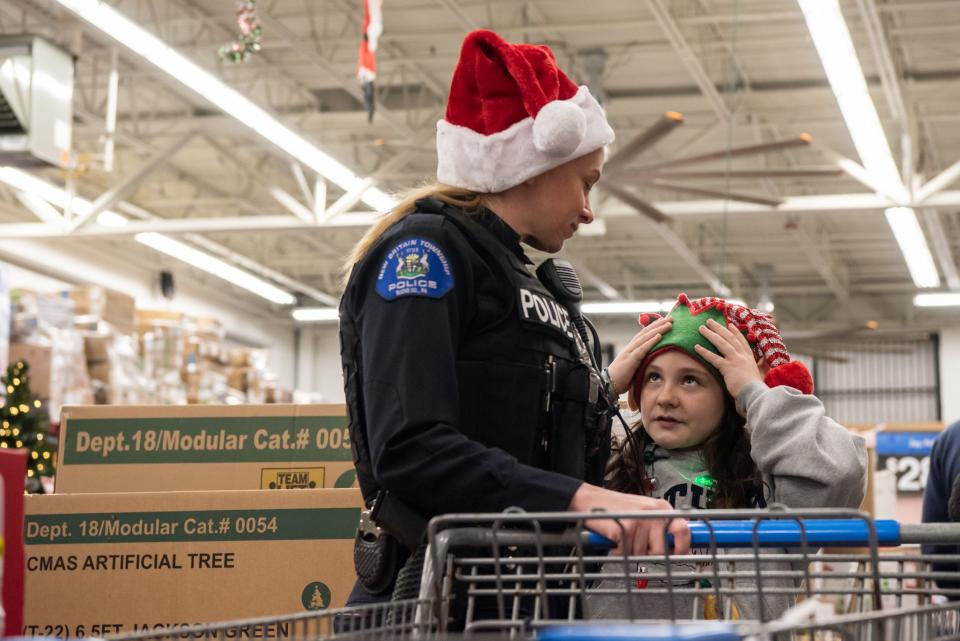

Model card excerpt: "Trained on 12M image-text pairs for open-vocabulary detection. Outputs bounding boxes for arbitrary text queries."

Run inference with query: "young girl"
[588,293,868,622]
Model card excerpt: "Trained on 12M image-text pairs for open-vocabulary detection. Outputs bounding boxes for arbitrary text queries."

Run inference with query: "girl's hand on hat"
[694,318,764,400]
[606,315,673,394]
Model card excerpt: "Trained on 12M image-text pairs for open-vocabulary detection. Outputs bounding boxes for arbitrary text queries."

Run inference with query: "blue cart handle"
[584,518,902,549]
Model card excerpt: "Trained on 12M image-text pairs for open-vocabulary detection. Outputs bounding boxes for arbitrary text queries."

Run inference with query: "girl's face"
[639,349,725,450]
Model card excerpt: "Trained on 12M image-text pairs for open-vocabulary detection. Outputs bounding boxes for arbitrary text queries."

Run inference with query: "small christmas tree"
[0,360,56,493]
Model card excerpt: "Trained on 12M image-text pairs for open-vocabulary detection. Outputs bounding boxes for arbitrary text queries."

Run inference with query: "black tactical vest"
[340,200,612,512]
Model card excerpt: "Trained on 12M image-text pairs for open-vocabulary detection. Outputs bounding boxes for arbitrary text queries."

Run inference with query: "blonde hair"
[340,183,486,289]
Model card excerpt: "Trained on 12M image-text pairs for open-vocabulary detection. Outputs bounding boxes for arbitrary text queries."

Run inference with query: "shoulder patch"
[376,236,454,301]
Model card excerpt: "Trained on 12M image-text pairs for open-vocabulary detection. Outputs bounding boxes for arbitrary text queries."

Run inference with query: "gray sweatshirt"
[586,380,868,623]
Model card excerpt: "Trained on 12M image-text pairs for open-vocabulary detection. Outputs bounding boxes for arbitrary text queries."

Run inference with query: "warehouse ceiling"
[1,0,959,331]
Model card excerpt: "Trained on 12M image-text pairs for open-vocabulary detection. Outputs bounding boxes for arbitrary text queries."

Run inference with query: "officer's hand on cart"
[606,315,673,394]
[568,483,691,555]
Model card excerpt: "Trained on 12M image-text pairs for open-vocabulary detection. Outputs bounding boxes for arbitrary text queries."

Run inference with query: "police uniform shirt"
[340,201,582,518]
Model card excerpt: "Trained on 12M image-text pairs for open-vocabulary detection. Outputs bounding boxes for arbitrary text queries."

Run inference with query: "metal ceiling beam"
[327,0,449,100]
[254,9,423,141]
[72,107,263,218]
[651,223,731,298]
[184,234,340,306]
[271,187,315,225]
[789,226,849,301]
[878,1,960,11]
[601,191,960,219]
[436,0,477,31]
[290,163,315,209]
[199,132,344,259]
[817,145,909,204]
[249,14,806,48]
[0,214,378,238]
[56,0,396,215]
[14,191,64,227]
[916,159,960,202]
[791,220,906,320]
[577,265,623,300]
[168,0,331,116]
[595,3,743,300]
[646,0,731,124]
[649,168,844,180]
[8,190,960,239]
[320,150,420,223]
[857,0,908,127]
[72,130,196,230]
[856,0,915,190]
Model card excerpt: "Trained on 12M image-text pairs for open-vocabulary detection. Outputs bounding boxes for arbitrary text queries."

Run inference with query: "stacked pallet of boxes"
[137,311,283,405]
[9,290,93,422]
[23,403,362,637]
[75,286,148,407]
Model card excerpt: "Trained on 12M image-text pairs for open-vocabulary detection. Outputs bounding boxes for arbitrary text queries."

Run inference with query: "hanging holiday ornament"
[219,1,263,64]
[357,0,383,123]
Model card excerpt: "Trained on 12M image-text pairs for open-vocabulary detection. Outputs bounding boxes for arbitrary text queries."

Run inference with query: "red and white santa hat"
[437,29,615,193]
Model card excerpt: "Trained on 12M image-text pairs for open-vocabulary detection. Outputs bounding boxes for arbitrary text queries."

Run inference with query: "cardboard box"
[56,404,358,493]
[7,343,52,401]
[72,286,136,335]
[229,348,250,367]
[83,335,112,363]
[227,366,249,392]
[24,488,363,637]
[86,361,112,383]
[136,309,183,327]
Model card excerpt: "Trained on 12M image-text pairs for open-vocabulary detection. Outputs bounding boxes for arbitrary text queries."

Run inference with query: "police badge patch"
[376,236,454,300]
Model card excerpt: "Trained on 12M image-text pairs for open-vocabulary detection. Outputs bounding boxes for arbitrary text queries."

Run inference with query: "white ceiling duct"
[0,35,73,168]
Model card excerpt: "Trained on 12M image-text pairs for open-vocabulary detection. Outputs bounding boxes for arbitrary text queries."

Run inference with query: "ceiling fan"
[599,112,844,222]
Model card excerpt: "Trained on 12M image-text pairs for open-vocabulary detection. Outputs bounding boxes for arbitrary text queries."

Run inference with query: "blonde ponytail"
[340,183,485,289]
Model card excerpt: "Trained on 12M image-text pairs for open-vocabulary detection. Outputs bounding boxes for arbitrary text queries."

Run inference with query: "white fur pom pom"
[532,100,586,157]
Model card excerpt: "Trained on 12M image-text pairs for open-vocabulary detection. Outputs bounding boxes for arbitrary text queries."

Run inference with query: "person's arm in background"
[922,425,960,597]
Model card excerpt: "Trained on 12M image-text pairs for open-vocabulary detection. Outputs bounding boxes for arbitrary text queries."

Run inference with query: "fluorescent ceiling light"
[914,293,960,307]
[292,307,340,322]
[0,166,296,305]
[798,0,939,288]
[136,233,296,305]
[884,207,940,288]
[797,0,906,201]
[55,0,395,213]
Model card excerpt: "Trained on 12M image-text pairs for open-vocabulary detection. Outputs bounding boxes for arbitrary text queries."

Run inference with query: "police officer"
[339,29,689,607]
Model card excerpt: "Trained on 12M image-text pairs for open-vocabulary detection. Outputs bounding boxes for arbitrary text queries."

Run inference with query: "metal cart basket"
[105,507,960,641]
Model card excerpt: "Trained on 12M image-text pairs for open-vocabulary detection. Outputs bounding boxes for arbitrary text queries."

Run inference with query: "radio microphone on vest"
[949,474,960,522]
[536,259,589,345]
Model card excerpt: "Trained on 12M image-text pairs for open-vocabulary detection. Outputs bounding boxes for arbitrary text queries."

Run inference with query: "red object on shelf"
[0,449,26,635]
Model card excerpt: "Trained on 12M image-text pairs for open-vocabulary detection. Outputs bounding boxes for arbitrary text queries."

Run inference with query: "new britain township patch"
[376,236,454,300]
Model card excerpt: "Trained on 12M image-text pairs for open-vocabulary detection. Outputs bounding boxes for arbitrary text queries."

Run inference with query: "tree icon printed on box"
[302,581,331,611]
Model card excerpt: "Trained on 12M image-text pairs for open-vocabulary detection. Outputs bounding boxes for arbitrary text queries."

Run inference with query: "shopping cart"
[103,507,960,641]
